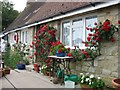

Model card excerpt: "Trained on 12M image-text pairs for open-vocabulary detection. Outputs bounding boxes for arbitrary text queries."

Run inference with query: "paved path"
[0,70,66,89]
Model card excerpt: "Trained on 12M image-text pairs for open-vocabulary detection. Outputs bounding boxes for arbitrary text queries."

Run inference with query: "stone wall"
[69,5,119,87]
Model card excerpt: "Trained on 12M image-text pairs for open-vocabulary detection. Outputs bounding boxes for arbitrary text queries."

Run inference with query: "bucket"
[65,80,75,88]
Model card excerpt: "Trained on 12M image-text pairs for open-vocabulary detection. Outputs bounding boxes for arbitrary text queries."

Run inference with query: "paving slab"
[4,70,65,88]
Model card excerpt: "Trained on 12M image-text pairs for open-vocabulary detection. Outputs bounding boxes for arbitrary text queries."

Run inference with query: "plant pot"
[80,84,93,90]
[112,78,120,90]
[56,51,66,57]
[16,63,25,70]
[4,68,10,74]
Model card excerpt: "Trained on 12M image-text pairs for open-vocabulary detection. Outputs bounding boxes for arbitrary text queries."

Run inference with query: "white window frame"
[60,14,97,49]
[21,30,28,44]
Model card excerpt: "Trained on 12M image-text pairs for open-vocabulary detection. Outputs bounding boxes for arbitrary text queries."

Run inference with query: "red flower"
[30,45,32,48]
[82,51,88,55]
[88,33,92,36]
[37,40,41,43]
[92,42,95,45]
[46,38,49,41]
[94,22,97,25]
[96,31,100,35]
[34,35,37,39]
[74,45,76,49]
[67,53,72,57]
[35,44,38,47]
[81,49,84,51]
[95,37,100,41]
[46,64,50,67]
[85,43,88,47]
[87,36,91,41]
[34,52,36,55]
[32,41,34,45]
[85,55,89,58]
[67,48,70,51]
[110,37,115,42]
[93,34,97,37]
[86,27,89,30]
[58,49,62,53]
[103,21,110,26]
[90,28,92,31]
[42,49,44,53]
[94,28,98,31]
[45,59,49,63]
[102,25,111,31]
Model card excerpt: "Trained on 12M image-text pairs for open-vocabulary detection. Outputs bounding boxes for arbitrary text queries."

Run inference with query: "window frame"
[60,15,97,49]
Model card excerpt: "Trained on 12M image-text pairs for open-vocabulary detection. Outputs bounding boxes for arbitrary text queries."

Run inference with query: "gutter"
[4,0,120,35]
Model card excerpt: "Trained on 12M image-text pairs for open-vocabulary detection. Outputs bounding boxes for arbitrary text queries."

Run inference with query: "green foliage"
[2,0,19,31]
[3,43,11,67]
[50,41,67,55]
[31,24,57,65]
[78,73,105,89]
[9,51,22,69]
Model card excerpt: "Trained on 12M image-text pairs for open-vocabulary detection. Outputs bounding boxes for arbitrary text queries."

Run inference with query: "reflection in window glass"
[62,22,70,46]
[85,16,97,39]
[72,19,83,47]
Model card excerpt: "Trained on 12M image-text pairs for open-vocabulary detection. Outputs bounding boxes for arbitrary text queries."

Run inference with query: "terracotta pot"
[80,84,93,90]
[112,78,120,90]
[4,68,10,74]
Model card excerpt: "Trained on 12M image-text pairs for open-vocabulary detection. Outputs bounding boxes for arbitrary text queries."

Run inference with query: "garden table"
[48,56,73,76]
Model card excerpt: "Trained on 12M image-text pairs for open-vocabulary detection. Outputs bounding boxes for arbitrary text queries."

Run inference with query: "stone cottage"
[3,0,120,87]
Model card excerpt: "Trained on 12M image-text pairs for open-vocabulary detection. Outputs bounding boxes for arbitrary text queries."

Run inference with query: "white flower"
[81,75,85,79]
[81,80,84,83]
[90,74,94,78]
[98,77,101,80]
[80,73,84,75]
[86,78,90,82]
[89,82,92,85]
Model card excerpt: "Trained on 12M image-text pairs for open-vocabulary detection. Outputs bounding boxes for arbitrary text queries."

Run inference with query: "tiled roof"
[5,2,91,32]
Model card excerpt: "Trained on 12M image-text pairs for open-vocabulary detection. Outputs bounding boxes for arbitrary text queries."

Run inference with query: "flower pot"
[112,78,120,90]
[80,84,93,90]
[3,68,10,74]
[56,51,66,57]
[16,63,25,70]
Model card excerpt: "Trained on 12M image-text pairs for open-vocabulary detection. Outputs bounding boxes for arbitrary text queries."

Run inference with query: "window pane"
[25,31,27,43]
[85,16,97,39]
[62,22,70,46]
[22,32,24,43]
[72,19,83,47]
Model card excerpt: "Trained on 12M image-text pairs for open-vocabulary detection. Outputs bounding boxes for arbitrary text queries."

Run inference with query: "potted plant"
[50,41,67,57]
[112,78,120,90]
[78,73,105,90]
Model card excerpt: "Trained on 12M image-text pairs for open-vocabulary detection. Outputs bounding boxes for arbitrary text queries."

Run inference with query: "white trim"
[5,1,119,34]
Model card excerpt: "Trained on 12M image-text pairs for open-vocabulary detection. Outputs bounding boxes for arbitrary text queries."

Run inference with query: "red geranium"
[110,37,115,42]
[87,36,91,41]
[67,53,72,57]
